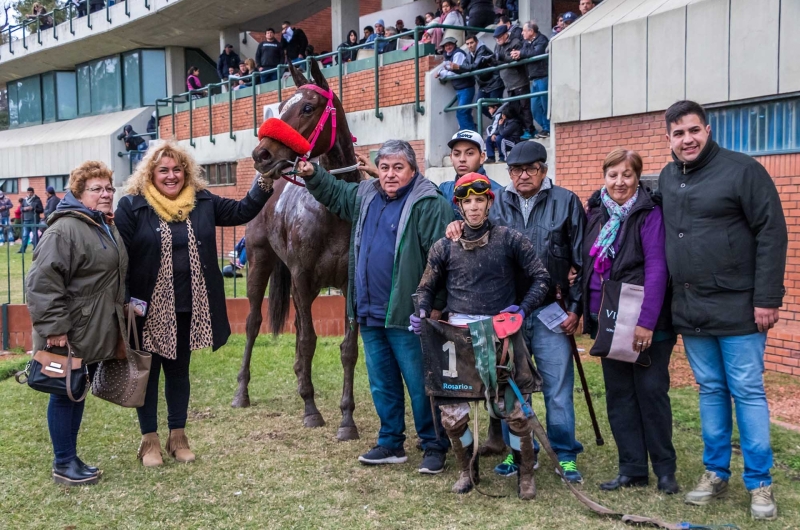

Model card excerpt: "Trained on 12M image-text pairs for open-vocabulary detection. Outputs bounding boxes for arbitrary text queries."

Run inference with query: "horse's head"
[253,60,339,178]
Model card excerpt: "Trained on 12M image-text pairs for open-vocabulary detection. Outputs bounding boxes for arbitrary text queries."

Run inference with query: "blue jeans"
[455,87,477,132]
[523,306,583,461]
[530,77,549,133]
[360,326,449,452]
[682,333,773,490]
[20,224,38,251]
[48,393,86,465]
[485,134,505,161]
[0,217,13,242]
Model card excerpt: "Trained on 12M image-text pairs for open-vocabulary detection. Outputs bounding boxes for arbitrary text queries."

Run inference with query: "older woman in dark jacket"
[581,149,678,494]
[115,141,273,467]
[27,161,128,486]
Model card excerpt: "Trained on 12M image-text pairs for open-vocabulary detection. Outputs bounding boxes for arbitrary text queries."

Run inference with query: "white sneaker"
[750,484,777,521]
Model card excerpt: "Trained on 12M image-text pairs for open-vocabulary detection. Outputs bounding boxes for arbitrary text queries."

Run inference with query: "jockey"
[412,173,551,499]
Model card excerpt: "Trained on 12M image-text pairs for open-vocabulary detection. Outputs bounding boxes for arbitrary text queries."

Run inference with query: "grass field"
[2,334,799,529]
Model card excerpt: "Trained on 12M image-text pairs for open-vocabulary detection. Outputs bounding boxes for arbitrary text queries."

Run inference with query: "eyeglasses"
[509,165,544,178]
[86,186,116,195]
[454,179,491,199]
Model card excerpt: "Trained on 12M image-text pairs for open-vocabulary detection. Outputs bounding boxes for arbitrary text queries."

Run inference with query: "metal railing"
[155,23,497,146]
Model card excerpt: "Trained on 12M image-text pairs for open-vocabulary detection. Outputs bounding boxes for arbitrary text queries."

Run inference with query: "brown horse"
[232,61,362,442]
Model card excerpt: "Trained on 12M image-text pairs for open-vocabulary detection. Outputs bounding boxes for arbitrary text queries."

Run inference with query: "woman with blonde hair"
[115,141,273,467]
[27,161,127,486]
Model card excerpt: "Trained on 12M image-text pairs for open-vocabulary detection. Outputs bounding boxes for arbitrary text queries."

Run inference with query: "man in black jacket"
[281,21,308,64]
[216,44,241,82]
[436,37,477,132]
[659,101,785,520]
[255,28,282,83]
[512,21,549,138]
[458,34,504,118]
[461,0,496,27]
[43,186,60,222]
[19,187,44,253]
[493,25,534,136]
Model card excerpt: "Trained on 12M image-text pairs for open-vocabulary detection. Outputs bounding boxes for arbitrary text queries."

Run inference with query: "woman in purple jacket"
[581,149,678,495]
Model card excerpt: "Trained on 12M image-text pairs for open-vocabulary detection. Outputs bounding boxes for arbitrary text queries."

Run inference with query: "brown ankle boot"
[515,434,537,500]
[166,428,195,463]
[450,435,478,494]
[138,433,163,467]
[478,417,506,456]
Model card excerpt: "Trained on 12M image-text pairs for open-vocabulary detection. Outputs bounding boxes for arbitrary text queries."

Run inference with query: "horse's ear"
[288,62,309,87]
[308,60,330,92]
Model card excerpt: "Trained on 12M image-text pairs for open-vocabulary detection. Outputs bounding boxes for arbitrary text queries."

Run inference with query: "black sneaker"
[358,445,408,465]
[419,449,446,474]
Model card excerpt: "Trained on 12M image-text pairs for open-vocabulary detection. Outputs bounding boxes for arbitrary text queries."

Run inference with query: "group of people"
[289,99,785,520]
[0,186,60,253]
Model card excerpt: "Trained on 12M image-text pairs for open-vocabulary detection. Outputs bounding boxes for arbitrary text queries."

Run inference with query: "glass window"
[14,76,43,126]
[123,51,141,110]
[202,162,237,186]
[141,49,167,105]
[90,56,122,114]
[708,97,800,156]
[42,72,56,123]
[45,175,68,192]
[77,64,91,116]
[0,179,18,194]
[7,82,18,127]
[56,72,77,121]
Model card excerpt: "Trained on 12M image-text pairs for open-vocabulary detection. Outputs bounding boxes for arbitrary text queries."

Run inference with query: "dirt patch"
[188,407,216,420]
[250,430,286,442]
[766,373,800,426]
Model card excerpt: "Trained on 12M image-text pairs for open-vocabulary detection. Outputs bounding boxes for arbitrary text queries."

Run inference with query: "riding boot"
[447,425,479,494]
[478,416,506,456]
[514,433,537,500]
[166,429,196,463]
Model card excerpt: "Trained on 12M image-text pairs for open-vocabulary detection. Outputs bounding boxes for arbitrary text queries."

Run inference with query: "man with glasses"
[413,172,550,499]
[446,141,586,483]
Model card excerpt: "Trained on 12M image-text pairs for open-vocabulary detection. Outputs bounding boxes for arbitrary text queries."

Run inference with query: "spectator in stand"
[19,187,44,254]
[121,125,147,163]
[231,64,250,90]
[562,11,578,29]
[424,12,443,49]
[492,25,534,138]
[459,34,504,118]
[282,21,309,63]
[89,0,104,14]
[512,21,550,139]
[495,103,524,160]
[484,104,503,163]
[44,186,61,222]
[365,19,388,53]
[186,66,204,98]
[68,0,87,18]
[498,14,523,41]
[339,30,359,62]
[506,0,519,21]
[27,3,53,31]
[383,27,399,53]
[461,0,496,28]
[440,1,465,46]
[359,25,374,45]
[216,44,241,82]
[436,36,477,132]
[415,15,425,28]
[245,58,257,77]
[396,19,406,33]
[256,28,282,83]
[146,111,157,139]
[0,191,14,246]
[553,13,565,34]
[579,0,597,16]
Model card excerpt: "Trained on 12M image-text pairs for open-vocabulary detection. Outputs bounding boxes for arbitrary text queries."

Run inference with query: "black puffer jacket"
[518,32,549,80]
[658,139,787,336]
[489,181,586,314]
[493,35,528,91]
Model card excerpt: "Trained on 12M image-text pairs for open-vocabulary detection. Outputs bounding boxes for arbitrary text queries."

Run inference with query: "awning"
[0,108,152,179]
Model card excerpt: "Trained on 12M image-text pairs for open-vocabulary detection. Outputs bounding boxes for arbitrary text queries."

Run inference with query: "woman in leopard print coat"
[115,141,273,467]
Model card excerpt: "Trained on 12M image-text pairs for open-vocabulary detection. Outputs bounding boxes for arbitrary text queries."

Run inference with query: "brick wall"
[159,55,439,142]
[555,111,800,376]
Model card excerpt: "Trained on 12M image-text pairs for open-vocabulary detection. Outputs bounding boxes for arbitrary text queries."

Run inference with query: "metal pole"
[277,64,283,103]
[8,26,14,54]
[171,95,176,140]
[87,4,92,29]
[69,4,74,35]
[22,23,27,50]
[189,92,195,148]
[374,37,383,121]
[476,97,485,138]
[37,19,41,45]
[208,88,215,144]
[228,80,235,141]
[106,1,111,23]
[252,75,258,137]
[232,226,237,298]
[53,11,58,40]
[125,0,130,17]
[337,48,343,104]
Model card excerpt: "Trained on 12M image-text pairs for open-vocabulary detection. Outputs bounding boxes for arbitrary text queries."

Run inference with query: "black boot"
[600,475,649,491]
[657,474,679,494]
[76,457,99,475]
[52,459,100,486]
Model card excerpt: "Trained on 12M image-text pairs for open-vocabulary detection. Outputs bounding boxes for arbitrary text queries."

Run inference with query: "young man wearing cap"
[413,173,550,499]
[436,37,477,132]
[447,141,587,483]
[493,24,534,138]
[216,44,241,82]
[19,186,44,254]
[438,130,504,219]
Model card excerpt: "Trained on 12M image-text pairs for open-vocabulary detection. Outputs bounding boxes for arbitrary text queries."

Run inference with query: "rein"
[281,84,358,187]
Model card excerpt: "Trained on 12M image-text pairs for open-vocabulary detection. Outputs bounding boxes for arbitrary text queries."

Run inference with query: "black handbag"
[589,279,651,366]
[15,343,90,402]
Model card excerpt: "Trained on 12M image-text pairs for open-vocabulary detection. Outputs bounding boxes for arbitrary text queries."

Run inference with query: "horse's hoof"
[336,426,360,441]
[231,394,251,408]
[303,413,326,428]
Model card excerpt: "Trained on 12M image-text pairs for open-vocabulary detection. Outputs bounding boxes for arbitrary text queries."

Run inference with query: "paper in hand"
[536,302,568,333]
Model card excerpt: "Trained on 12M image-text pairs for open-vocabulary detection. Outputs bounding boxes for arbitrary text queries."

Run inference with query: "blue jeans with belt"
[682,333,773,490]
[455,87,477,132]
[360,325,449,452]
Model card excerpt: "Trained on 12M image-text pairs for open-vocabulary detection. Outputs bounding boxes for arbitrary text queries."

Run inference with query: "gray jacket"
[22,195,44,223]
[489,180,586,314]
[493,35,529,91]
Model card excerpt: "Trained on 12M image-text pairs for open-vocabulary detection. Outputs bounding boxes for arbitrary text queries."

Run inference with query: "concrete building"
[550,0,800,376]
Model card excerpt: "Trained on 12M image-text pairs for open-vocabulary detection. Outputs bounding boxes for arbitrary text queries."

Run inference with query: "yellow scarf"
[143,183,196,223]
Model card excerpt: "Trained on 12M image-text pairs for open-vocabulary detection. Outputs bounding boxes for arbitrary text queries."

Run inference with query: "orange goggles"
[454,179,491,200]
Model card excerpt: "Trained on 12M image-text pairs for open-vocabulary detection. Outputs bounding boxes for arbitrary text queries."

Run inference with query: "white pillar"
[164,46,186,97]
[219,26,241,56]
[520,0,553,38]
[331,0,360,52]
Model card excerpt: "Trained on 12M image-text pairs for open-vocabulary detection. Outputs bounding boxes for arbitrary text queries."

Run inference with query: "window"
[7,75,43,127]
[0,179,18,194]
[123,51,142,109]
[707,97,800,156]
[56,72,77,121]
[42,72,56,123]
[46,175,68,193]
[141,50,167,105]
[202,162,237,186]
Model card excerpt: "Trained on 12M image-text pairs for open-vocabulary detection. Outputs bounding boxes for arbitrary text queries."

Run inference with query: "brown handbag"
[91,305,152,408]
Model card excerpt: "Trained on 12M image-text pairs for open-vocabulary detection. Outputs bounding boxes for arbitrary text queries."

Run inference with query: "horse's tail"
[268,260,292,337]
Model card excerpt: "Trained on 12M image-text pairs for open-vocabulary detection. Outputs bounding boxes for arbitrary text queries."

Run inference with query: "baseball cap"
[563,12,578,23]
[506,141,547,166]
[448,130,486,153]
[440,36,458,47]
[493,25,509,38]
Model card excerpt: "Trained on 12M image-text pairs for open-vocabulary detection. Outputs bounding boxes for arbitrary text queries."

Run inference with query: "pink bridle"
[282,84,337,187]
